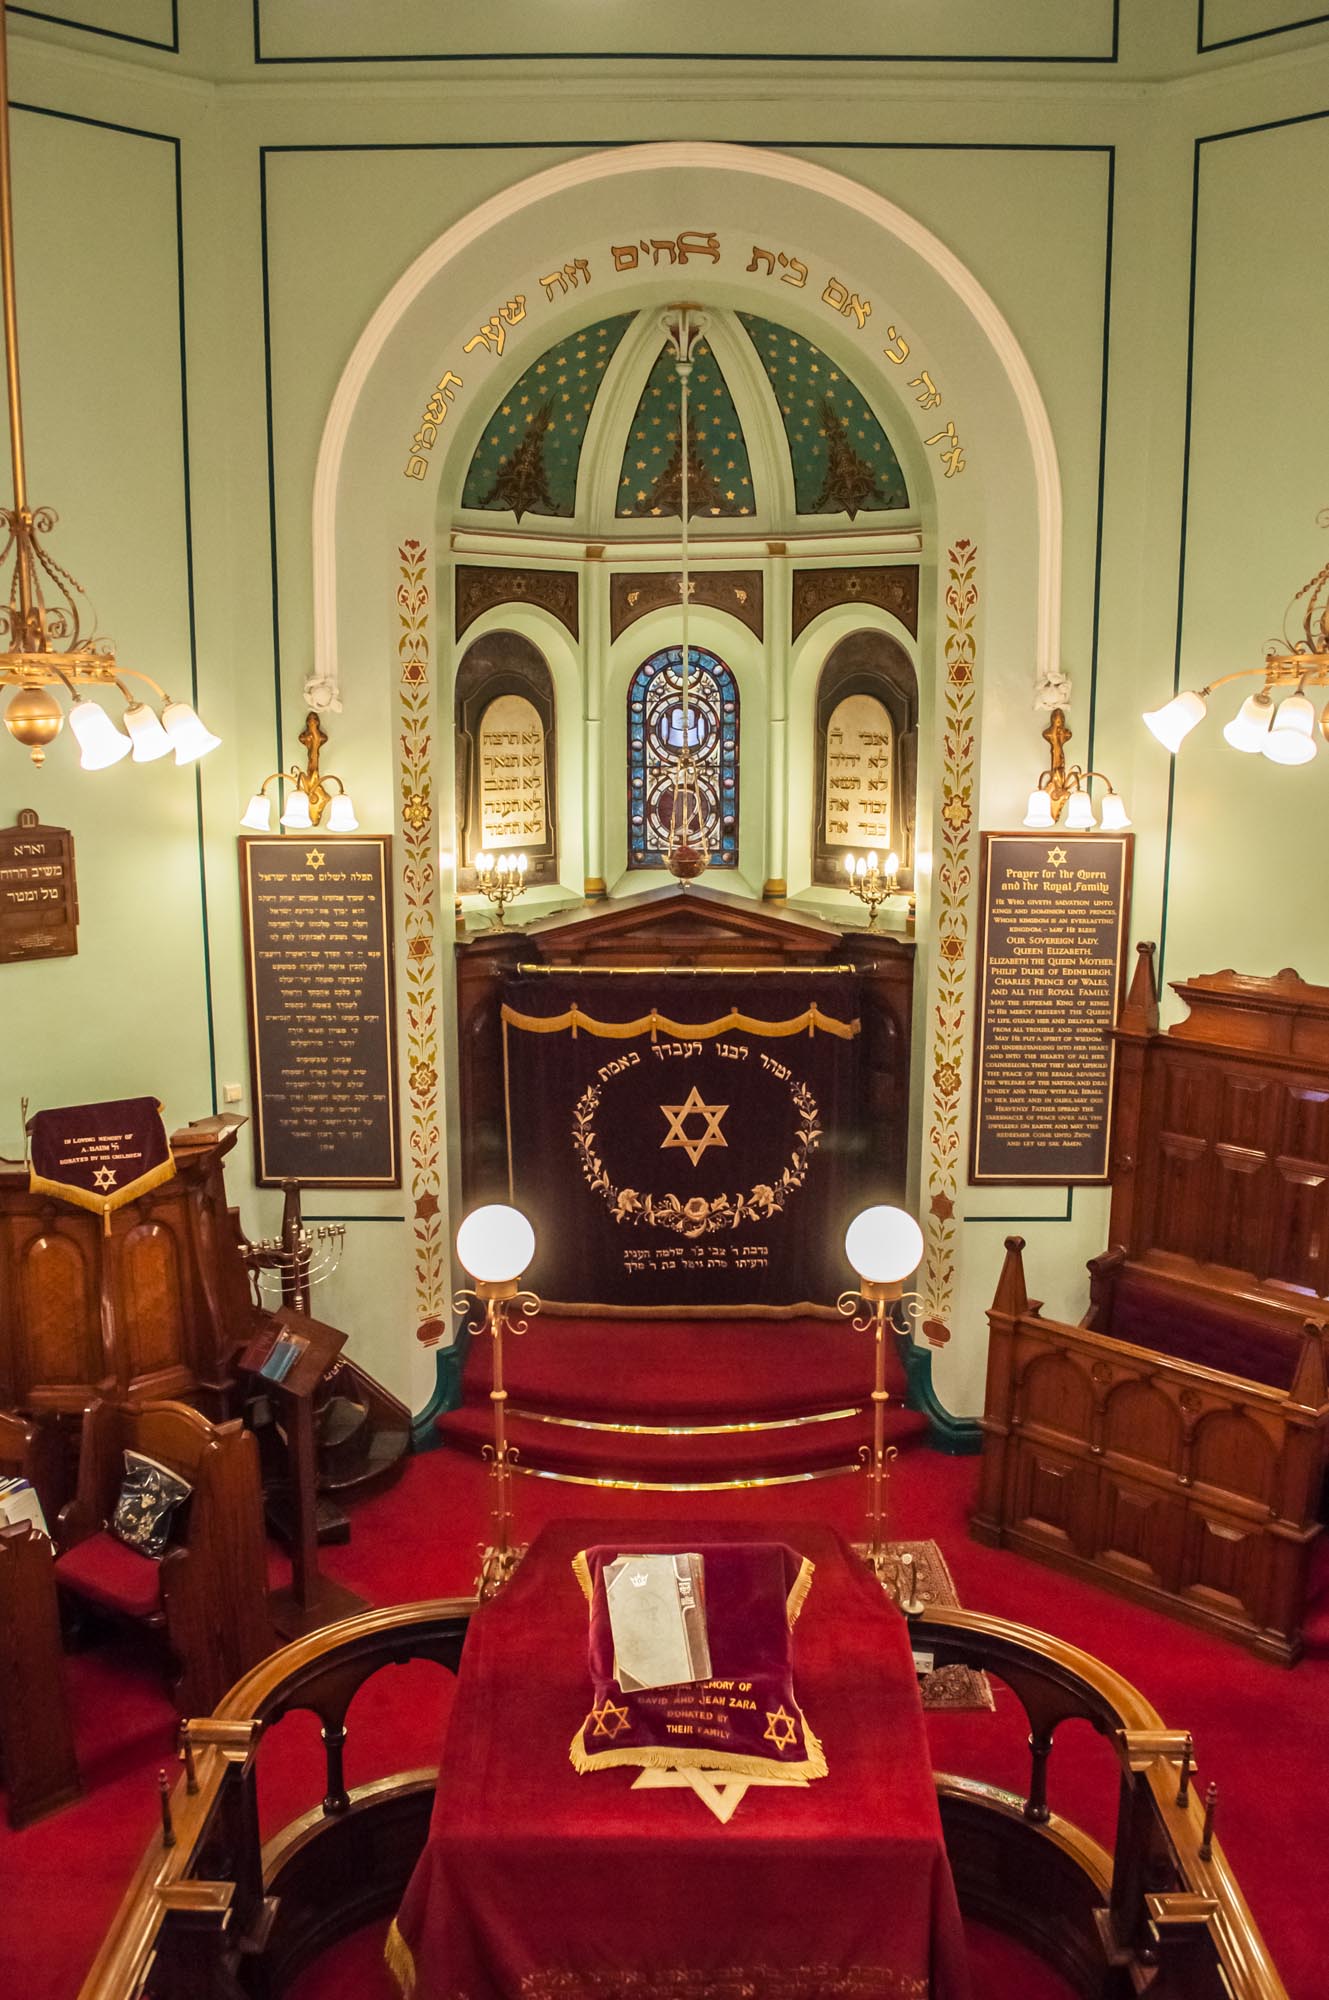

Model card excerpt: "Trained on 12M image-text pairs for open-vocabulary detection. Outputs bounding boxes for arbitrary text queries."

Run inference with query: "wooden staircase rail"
[74,1597,1286,2000]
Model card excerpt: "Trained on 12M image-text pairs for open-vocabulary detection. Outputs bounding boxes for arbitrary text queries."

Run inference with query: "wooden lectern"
[241,1309,370,1639]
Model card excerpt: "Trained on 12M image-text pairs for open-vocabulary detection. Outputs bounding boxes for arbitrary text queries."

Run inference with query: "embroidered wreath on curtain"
[572,1080,822,1238]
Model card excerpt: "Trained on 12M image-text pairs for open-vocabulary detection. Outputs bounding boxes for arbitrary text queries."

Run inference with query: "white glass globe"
[456,1203,536,1284]
[844,1205,924,1286]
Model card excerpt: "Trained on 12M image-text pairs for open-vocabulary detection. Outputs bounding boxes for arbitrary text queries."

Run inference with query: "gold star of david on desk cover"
[763,1705,798,1752]
[588,1699,632,1740]
[659,1085,729,1167]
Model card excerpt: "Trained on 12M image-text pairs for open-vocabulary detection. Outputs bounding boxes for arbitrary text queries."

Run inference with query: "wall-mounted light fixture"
[240,712,358,832]
[1023,709,1130,830]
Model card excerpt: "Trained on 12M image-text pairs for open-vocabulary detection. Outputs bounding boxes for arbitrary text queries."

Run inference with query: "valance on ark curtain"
[501,972,861,1311]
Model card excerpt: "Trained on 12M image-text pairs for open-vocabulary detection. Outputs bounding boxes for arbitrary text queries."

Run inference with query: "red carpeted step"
[461,1314,903,1422]
[435,1400,928,1485]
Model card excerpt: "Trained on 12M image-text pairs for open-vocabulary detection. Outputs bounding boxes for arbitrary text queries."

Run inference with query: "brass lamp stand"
[838,1204,925,1604]
[454,1204,539,1600]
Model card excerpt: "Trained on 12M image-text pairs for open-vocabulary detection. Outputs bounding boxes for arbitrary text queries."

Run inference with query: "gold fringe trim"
[501,1004,859,1042]
[569,1718,826,1782]
[571,1548,594,1605]
[383,1916,416,1997]
[29,1151,176,1231]
[785,1556,815,1628]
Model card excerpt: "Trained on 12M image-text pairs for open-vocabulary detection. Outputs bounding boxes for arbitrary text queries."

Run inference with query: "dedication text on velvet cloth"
[502,972,861,1310]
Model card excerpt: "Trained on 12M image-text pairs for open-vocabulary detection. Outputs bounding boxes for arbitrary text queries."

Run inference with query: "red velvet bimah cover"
[389,1518,972,2000]
[570,1539,826,1780]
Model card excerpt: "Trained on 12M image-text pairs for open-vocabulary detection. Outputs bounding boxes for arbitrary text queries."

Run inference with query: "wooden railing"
[75,1598,1287,2000]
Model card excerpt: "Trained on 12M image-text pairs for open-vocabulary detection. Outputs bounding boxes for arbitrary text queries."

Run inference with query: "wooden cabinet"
[0,1120,253,1422]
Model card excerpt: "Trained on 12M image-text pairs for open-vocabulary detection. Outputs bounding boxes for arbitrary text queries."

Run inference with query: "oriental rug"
[885,1539,995,1713]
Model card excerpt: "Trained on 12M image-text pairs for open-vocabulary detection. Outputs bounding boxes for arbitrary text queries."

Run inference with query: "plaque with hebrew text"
[970,831,1132,1185]
[240,835,399,1187]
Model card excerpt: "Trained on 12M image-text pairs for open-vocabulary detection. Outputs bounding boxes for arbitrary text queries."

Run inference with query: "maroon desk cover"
[390,1519,971,2000]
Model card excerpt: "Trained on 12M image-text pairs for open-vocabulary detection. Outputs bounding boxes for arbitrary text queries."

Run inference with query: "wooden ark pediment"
[455,887,915,1201]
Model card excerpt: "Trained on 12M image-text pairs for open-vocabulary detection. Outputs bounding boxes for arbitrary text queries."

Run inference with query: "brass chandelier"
[1144,510,1329,767]
[0,0,219,772]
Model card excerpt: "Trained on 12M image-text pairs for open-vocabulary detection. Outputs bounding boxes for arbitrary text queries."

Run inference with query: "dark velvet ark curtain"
[502,972,861,1311]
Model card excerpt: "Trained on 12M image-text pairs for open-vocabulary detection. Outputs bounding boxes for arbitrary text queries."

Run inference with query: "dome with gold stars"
[458,309,910,529]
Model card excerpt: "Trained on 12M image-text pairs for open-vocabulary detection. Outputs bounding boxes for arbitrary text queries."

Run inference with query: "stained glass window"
[628,646,739,870]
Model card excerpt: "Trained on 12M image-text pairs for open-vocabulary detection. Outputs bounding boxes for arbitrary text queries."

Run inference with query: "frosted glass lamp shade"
[1022,788,1055,829]
[1222,690,1274,752]
[1064,791,1096,830]
[326,793,358,832]
[1263,693,1317,764]
[240,792,273,831]
[123,701,173,763]
[1143,690,1206,752]
[161,699,221,764]
[844,1205,924,1287]
[1099,792,1131,831]
[67,698,131,769]
[280,789,314,830]
[456,1203,536,1284]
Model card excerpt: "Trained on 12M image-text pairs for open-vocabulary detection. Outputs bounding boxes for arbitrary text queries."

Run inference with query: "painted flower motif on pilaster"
[397,540,447,1344]
[922,540,978,1346]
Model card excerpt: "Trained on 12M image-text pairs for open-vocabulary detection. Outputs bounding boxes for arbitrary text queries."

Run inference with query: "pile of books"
[0,1476,50,1538]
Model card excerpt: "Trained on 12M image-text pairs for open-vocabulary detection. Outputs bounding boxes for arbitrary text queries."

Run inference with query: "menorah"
[245,1181,346,1315]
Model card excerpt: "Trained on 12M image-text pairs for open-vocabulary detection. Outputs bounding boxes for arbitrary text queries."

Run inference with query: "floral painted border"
[397,539,447,1343]
[921,539,977,1344]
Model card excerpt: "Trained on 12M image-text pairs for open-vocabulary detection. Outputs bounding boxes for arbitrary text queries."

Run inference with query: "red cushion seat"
[55,1530,164,1620]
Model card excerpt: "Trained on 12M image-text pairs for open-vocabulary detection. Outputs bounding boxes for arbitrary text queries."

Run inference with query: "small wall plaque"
[0,808,78,965]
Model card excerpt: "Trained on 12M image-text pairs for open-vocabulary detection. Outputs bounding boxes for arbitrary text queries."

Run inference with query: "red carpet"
[436,1313,928,1482]
[3,1446,1325,1998]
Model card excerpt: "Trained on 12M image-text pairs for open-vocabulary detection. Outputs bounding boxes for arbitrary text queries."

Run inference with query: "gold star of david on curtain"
[659,1086,729,1167]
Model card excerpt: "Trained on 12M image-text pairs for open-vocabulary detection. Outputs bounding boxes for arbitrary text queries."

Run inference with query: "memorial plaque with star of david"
[239,835,400,1187]
[970,830,1132,1186]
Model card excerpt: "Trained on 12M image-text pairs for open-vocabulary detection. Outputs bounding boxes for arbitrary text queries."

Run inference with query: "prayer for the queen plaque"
[240,835,400,1188]
[970,831,1132,1185]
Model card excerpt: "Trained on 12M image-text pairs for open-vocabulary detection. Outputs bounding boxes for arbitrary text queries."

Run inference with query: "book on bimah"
[0,1476,50,1539]
[604,1552,712,1691]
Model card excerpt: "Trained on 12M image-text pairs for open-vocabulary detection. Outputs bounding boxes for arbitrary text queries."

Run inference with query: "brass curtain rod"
[516,963,858,975]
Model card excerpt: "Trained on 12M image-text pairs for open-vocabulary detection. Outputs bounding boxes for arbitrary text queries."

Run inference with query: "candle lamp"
[474,849,529,928]
[842,848,899,929]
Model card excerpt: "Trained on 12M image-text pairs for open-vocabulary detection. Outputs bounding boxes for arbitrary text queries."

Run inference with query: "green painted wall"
[3,5,1328,1418]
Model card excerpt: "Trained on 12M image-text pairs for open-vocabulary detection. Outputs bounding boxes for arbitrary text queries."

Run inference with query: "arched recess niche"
[813,630,919,887]
[311,141,1063,1414]
[454,630,559,887]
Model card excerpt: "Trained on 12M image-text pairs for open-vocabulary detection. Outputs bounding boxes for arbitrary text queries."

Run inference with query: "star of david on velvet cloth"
[659,1085,729,1167]
[588,1700,631,1740]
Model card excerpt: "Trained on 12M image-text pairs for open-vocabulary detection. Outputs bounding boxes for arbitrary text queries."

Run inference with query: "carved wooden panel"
[455,564,579,641]
[16,1226,99,1396]
[1017,1351,1093,1441]
[1102,1378,1181,1471]
[119,1221,187,1385]
[792,564,919,639]
[1191,1409,1276,1507]
[610,570,763,641]
[1182,1513,1263,1625]
[1094,1479,1180,1589]
[1011,1443,1087,1553]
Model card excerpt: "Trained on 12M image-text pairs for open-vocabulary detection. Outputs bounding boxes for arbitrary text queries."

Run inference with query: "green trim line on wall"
[12,2,179,55]
[1159,99,1329,987]
[251,0,1119,68]
[15,98,214,1113]
[900,1336,982,1454]
[411,1341,466,1448]
[1197,4,1329,53]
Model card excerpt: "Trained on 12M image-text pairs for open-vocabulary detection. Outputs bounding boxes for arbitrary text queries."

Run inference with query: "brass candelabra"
[474,849,529,927]
[841,848,899,929]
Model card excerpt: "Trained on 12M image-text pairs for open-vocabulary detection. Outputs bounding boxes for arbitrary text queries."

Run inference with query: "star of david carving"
[660,1086,729,1168]
[305,848,325,869]
[588,1699,631,1740]
[93,1165,117,1191]
[1046,845,1068,867]
[763,1705,797,1752]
